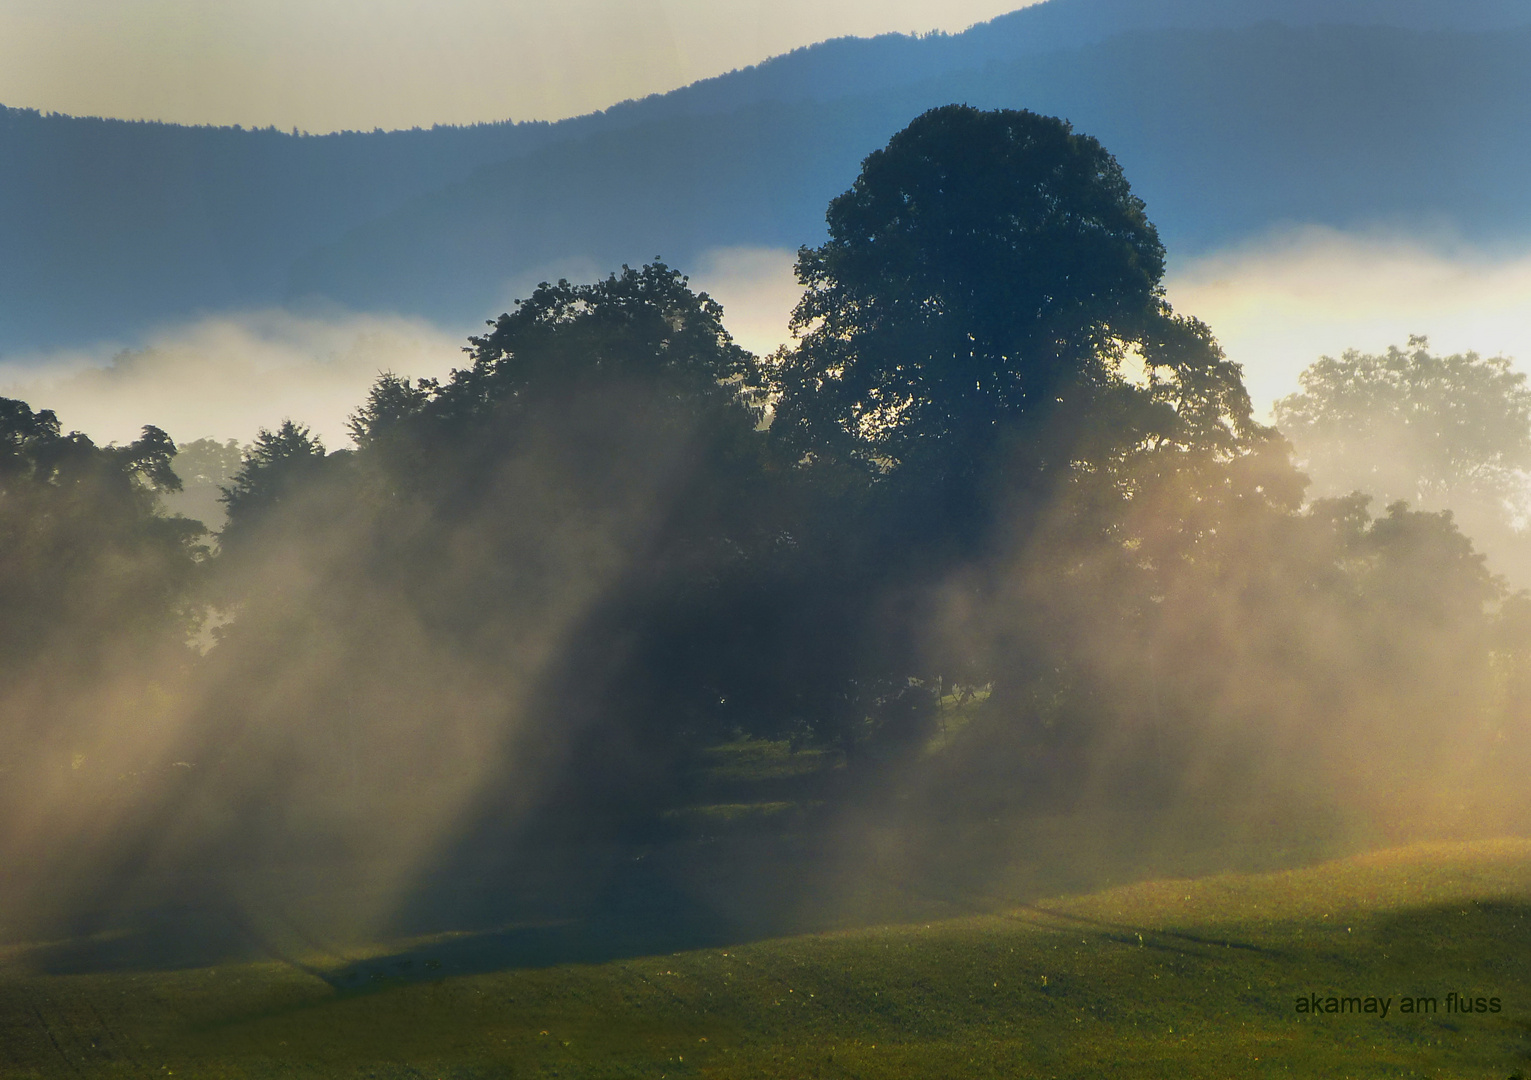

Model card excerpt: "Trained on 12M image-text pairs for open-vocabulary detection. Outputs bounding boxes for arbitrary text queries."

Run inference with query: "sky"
[0,0,1036,132]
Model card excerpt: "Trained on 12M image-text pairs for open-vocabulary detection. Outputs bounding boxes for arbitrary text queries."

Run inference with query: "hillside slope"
[3,0,1530,351]
[288,22,1531,329]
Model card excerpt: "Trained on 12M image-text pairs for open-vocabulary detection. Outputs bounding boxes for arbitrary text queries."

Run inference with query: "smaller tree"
[429,261,754,428]
[159,436,244,529]
[1275,336,1531,580]
[218,420,331,547]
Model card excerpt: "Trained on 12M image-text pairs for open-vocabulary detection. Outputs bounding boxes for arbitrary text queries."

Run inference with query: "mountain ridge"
[3,0,1529,352]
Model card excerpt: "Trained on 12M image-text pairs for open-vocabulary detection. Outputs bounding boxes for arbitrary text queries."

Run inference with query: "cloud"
[0,308,466,448]
[688,246,806,358]
[1163,226,1531,420]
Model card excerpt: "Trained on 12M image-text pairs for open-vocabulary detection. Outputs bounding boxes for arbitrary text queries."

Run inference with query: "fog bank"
[0,309,465,447]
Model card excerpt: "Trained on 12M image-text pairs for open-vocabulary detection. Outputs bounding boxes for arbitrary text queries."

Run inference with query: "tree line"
[3,106,1528,889]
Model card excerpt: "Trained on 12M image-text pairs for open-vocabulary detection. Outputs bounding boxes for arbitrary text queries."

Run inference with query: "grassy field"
[2,838,1528,1079]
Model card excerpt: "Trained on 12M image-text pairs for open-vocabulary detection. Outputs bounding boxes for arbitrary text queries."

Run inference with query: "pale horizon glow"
[0,309,466,448]
[1164,227,1531,422]
[0,0,1039,133]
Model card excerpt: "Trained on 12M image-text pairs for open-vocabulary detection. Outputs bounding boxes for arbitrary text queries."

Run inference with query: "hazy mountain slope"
[608,0,1531,121]
[3,0,1530,352]
[0,112,567,351]
[289,22,1531,328]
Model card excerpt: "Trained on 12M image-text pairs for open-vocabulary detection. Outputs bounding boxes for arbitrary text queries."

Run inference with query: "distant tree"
[0,395,204,681]
[170,436,244,490]
[159,436,244,529]
[1276,335,1531,506]
[1275,336,1531,579]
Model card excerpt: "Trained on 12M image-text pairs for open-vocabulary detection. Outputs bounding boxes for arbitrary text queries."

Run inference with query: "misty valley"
[4,96,1531,1080]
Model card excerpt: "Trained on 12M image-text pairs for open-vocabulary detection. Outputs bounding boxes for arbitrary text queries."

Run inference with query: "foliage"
[766,105,1260,499]
[0,397,204,674]
[1275,336,1531,581]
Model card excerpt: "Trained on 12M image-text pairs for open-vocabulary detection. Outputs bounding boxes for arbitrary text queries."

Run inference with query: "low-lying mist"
[0,246,800,448]
[0,308,467,448]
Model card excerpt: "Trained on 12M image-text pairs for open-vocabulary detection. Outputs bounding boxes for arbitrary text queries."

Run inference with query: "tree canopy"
[1275,335,1531,583]
[219,420,330,542]
[1275,335,1531,505]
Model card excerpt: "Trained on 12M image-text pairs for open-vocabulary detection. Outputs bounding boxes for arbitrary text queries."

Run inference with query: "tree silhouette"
[751,106,1275,755]
[764,106,1262,566]
[218,420,331,549]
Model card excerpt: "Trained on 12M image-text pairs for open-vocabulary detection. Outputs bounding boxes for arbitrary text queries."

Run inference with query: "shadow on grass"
[321,915,738,993]
[16,846,797,983]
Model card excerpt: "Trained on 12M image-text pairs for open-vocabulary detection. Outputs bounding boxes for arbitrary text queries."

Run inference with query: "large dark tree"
[754,106,1276,757]
[768,105,1259,514]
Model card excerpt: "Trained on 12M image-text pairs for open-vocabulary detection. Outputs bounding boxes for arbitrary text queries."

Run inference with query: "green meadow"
[4,838,1528,1079]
